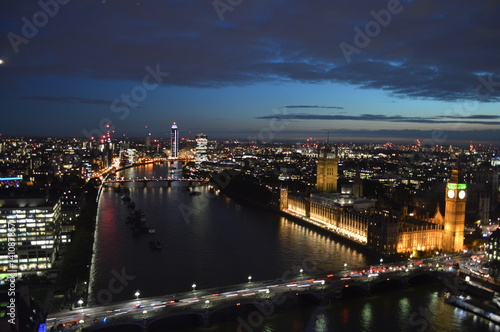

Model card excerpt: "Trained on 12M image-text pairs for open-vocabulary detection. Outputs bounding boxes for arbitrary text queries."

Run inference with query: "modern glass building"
[487,229,500,264]
[195,133,208,166]
[0,196,61,275]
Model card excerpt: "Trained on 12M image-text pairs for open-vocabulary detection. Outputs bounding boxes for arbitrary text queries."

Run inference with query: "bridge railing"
[52,258,458,331]
[105,177,210,182]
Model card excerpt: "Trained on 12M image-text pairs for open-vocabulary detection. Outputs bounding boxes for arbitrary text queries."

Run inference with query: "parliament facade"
[279,145,468,255]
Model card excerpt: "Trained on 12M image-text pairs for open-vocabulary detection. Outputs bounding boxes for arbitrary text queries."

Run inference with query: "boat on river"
[149,239,162,250]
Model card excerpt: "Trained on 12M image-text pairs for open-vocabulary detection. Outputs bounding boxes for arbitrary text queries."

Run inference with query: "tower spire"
[450,154,464,184]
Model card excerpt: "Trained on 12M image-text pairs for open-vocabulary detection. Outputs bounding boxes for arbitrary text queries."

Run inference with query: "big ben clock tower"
[443,163,467,252]
[316,144,339,193]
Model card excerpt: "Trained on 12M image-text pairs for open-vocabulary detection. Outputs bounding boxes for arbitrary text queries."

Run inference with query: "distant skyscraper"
[170,122,179,158]
[104,143,113,168]
[195,133,208,166]
[316,143,339,193]
[145,126,151,148]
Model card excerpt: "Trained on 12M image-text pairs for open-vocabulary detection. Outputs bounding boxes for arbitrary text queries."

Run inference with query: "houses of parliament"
[279,143,468,255]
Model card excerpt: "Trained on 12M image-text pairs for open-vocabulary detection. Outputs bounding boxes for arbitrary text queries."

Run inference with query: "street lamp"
[344,263,347,269]
[192,283,197,292]
[78,299,83,308]
[299,268,304,274]
[380,258,383,266]
[248,275,252,283]
[135,290,140,300]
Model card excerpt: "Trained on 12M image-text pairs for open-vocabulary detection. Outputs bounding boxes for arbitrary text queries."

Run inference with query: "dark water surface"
[89,163,499,331]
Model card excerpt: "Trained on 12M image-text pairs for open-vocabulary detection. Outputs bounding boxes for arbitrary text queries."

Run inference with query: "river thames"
[89,163,499,331]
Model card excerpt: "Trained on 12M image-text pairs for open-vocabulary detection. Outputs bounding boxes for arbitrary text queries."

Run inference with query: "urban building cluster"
[281,143,476,255]
[0,128,499,278]
[1,125,500,332]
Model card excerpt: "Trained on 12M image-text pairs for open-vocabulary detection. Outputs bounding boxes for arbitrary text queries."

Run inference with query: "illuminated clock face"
[458,190,466,200]
[447,189,455,199]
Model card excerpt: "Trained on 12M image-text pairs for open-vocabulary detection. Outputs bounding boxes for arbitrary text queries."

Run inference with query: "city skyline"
[0,124,499,330]
[1,1,500,143]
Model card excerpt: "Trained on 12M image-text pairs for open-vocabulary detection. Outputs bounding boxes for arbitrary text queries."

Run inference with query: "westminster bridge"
[47,258,460,331]
[103,177,210,188]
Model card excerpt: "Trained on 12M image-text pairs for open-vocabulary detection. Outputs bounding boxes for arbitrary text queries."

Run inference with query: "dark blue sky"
[1,0,500,144]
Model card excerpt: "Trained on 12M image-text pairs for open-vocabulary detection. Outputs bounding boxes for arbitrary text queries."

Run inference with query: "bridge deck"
[105,178,209,182]
[47,258,454,331]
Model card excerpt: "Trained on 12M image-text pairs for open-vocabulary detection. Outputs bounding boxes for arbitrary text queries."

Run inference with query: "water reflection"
[360,302,373,330]
[398,297,410,327]
[90,164,371,303]
[89,164,499,331]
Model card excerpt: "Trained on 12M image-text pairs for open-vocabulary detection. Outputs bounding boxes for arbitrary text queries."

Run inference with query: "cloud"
[211,128,500,144]
[21,96,111,106]
[438,114,500,120]
[1,1,500,102]
[329,128,500,144]
[255,113,500,125]
[283,105,344,109]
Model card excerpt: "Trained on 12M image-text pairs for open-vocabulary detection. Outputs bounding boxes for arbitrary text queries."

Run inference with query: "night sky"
[1,0,500,144]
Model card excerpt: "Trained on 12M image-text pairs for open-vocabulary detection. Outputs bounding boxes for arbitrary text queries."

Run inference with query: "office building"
[0,195,61,274]
[195,133,208,166]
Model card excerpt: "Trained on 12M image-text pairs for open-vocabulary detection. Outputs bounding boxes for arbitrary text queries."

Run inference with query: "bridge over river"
[104,177,210,188]
[47,258,458,331]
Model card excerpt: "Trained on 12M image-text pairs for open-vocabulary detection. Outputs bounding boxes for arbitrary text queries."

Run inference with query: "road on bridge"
[47,256,461,331]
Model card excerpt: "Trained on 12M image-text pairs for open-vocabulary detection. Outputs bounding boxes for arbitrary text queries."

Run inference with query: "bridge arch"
[209,300,264,319]
[87,322,144,332]
[294,291,323,304]
[408,272,436,285]
[148,312,205,331]
[341,283,370,298]
[370,278,406,293]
